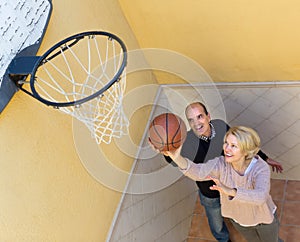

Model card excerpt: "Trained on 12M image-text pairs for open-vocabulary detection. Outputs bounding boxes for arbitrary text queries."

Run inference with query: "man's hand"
[266,158,283,173]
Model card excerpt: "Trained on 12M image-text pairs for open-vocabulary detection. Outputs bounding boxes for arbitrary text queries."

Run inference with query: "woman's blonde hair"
[224,126,261,159]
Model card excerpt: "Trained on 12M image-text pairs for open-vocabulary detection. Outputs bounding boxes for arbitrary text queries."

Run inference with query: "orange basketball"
[149,113,187,151]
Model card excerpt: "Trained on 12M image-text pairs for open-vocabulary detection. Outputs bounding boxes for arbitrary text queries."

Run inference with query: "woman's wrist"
[175,156,189,170]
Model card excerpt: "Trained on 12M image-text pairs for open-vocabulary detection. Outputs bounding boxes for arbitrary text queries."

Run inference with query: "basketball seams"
[149,113,187,151]
[171,118,182,149]
[150,119,165,150]
[166,113,170,149]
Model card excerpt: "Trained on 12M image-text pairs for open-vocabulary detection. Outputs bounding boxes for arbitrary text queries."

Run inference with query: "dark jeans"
[199,190,230,242]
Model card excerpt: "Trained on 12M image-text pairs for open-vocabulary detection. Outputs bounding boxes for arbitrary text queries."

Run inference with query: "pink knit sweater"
[182,156,276,226]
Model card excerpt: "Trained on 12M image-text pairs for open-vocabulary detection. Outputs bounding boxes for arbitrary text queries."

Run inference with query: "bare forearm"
[170,154,189,170]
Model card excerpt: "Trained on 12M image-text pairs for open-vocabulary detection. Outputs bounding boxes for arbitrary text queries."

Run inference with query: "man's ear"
[207,113,211,121]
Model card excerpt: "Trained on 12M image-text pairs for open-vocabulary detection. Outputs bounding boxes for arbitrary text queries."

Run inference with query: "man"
[164,102,283,242]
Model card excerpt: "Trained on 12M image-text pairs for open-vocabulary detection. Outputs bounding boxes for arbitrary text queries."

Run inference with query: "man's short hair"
[185,102,209,115]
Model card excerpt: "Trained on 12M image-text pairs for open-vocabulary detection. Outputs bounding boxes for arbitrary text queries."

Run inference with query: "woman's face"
[223,134,246,164]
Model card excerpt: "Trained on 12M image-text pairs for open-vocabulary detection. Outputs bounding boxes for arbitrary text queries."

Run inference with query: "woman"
[163,126,282,242]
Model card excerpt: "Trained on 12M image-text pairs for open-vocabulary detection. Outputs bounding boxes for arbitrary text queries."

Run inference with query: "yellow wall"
[0,0,155,241]
[119,0,300,83]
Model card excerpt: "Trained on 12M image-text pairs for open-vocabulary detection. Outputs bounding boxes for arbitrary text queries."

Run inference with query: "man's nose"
[195,119,202,125]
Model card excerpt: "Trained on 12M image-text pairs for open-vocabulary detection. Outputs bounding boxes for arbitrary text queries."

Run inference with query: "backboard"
[0,0,52,113]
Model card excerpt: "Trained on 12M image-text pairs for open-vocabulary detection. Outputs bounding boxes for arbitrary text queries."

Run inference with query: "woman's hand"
[163,145,182,161]
[148,138,188,170]
[148,138,182,159]
[208,176,237,198]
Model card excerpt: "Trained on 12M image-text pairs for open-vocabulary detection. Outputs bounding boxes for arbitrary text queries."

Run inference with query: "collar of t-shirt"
[244,156,258,175]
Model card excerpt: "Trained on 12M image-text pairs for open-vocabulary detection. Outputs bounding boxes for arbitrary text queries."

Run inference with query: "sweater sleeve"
[233,159,271,205]
[181,156,221,181]
[257,150,268,161]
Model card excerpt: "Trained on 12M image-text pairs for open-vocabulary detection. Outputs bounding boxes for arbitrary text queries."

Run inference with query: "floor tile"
[189,214,216,240]
[193,197,205,215]
[188,214,205,237]
[186,239,216,242]
[281,201,300,226]
[279,225,300,242]
[270,179,286,201]
[285,180,300,201]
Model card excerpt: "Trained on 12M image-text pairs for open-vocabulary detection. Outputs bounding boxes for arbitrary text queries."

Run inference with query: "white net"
[31,33,129,144]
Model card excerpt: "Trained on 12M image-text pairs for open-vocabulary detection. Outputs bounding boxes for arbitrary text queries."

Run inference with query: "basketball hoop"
[9,31,128,144]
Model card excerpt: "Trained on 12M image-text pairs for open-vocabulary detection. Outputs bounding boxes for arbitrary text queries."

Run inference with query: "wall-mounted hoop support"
[8,56,41,97]
[8,31,129,144]
[0,0,53,113]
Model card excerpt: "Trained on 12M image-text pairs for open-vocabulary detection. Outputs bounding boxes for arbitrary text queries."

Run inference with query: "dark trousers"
[230,213,283,242]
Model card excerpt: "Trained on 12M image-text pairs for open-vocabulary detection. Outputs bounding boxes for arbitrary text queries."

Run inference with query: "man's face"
[185,104,211,137]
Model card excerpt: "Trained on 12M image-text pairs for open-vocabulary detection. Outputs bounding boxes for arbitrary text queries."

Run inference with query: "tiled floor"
[187,179,300,242]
